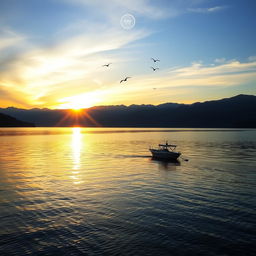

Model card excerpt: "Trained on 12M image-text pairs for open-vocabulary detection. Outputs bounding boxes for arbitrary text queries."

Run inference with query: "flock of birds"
[102,57,160,85]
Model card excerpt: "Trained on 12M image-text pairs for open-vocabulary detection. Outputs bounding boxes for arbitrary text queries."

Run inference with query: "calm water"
[0,128,255,256]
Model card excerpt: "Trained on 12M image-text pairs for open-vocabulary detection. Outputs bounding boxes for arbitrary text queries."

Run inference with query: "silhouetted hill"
[0,113,35,127]
[0,94,255,127]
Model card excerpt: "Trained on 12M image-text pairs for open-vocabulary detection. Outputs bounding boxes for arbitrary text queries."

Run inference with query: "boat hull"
[149,149,181,160]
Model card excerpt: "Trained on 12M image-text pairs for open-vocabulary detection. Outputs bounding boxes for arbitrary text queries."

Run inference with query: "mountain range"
[0,113,34,127]
[0,94,255,128]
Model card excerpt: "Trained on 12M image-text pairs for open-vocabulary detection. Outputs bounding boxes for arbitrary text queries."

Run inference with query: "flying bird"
[151,67,159,71]
[102,63,112,67]
[151,58,160,63]
[120,77,131,83]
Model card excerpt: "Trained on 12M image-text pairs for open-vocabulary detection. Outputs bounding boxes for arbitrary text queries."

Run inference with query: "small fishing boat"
[149,141,181,160]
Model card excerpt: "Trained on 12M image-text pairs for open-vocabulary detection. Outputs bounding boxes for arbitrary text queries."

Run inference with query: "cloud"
[51,0,230,49]
[214,58,226,63]
[1,52,256,108]
[248,56,256,62]
[171,60,256,78]
[62,0,172,19]
[188,6,227,13]
[63,0,225,20]
[0,86,31,108]
[0,23,150,108]
[0,29,25,51]
[207,6,226,12]
[91,59,256,105]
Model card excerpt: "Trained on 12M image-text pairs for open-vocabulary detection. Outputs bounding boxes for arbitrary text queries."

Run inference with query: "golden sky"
[0,0,256,109]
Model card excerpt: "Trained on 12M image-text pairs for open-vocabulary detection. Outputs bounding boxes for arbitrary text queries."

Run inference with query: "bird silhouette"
[120,77,131,83]
[102,63,112,67]
[151,58,160,63]
[151,67,159,71]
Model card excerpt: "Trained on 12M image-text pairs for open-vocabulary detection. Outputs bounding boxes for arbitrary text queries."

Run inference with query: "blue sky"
[0,0,255,109]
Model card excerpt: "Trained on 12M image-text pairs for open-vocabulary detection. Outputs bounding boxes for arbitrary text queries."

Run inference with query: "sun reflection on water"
[71,127,82,184]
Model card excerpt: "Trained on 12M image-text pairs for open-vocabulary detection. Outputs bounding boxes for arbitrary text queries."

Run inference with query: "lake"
[0,128,255,256]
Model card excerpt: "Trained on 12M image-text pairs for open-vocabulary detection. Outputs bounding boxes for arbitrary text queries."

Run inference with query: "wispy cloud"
[0,86,31,108]
[0,29,25,51]
[62,0,172,19]
[63,0,226,20]
[188,5,227,13]
[248,56,256,62]
[169,60,256,77]
[93,59,256,105]
[0,23,150,108]
[1,49,255,108]
[214,58,226,63]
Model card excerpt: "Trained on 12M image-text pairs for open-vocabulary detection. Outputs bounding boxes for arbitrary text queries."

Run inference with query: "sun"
[64,100,91,110]
[57,92,102,110]
[70,104,82,111]
[71,108,82,114]
[72,108,81,112]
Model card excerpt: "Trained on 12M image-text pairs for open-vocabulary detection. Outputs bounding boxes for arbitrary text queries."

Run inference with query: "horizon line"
[0,93,255,111]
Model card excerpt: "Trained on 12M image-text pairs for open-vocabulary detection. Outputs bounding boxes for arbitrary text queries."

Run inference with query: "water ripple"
[0,128,256,255]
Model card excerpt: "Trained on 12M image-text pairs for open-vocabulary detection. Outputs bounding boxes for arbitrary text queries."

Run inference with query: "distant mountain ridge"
[0,94,255,128]
[0,113,35,127]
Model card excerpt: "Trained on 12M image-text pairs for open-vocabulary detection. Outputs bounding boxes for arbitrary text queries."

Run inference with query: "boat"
[149,141,181,160]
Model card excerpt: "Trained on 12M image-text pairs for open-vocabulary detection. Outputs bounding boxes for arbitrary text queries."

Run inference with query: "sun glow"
[72,108,82,112]
[57,92,102,110]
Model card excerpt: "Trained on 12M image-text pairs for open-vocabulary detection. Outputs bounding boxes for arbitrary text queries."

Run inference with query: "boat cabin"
[158,142,177,152]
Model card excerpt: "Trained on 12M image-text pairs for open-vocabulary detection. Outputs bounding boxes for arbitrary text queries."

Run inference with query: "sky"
[0,0,255,109]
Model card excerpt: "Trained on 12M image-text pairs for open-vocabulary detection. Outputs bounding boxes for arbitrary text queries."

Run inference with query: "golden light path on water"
[71,127,82,184]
